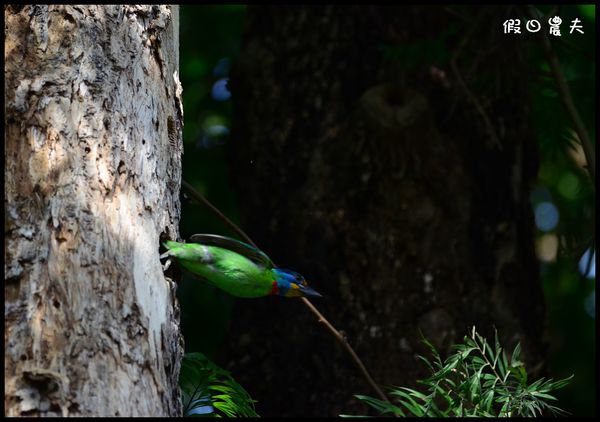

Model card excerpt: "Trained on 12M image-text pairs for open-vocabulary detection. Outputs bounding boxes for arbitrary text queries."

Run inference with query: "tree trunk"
[4,5,183,416]
[227,5,545,416]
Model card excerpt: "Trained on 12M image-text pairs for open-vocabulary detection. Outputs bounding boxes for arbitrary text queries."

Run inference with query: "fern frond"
[180,352,259,417]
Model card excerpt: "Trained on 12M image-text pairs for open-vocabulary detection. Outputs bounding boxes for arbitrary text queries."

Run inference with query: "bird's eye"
[293,274,306,284]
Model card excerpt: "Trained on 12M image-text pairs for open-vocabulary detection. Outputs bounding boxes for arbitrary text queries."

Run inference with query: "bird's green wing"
[188,234,274,269]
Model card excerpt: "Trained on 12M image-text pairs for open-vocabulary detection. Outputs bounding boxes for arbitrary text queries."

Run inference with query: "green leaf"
[432,382,453,402]
[510,342,521,367]
[471,355,487,369]
[481,389,494,412]
[518,365,528,386]
[416,354,435,372]
[388,389,426,416]
[527,377,545,391]
[531,391,558,401]
[469,376,481,401]
[454,401,464,417]
[397,386,428,402]
[354,395,405,416]
[179,352,258,417]
[339,414,374,418]
[500,350,508,376]
[346,328,573,418]
[498,398,511,417]
[549,374,575,390]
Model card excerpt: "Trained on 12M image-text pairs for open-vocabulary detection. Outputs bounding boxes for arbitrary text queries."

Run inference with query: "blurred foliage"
[177,5,595,416]
[178,5,246,361]
[343,328,573,417]
[523,4,595,417]
[180,352,258,417]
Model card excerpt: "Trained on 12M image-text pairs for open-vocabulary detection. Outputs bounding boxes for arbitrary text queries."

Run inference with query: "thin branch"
[181,179,394,409]
[445,9,503,151]
[450,58,503,151]
[527,6,595,181]
[299,297,391,406]
[449,14,503,151]
[181,180,256,248]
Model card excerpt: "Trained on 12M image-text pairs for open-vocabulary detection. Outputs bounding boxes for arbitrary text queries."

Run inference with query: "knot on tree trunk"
[359,84,430,133]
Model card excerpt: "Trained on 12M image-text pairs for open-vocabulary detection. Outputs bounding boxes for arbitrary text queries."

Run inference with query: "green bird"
[161,234,322,298]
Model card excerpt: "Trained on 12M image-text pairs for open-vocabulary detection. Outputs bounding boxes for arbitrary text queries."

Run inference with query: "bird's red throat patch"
[269,281,279,296]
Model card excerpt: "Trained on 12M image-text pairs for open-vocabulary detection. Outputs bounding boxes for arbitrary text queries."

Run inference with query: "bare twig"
[449,16,503,151]
[527,6,595,181]
[181,180,256,247]
[181,180,394,408]
[450,58,503,151]
[299,297,391,405]
[445,9,503,151]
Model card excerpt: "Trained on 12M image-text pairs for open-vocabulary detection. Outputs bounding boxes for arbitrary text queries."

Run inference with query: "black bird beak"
[299,284,323,298]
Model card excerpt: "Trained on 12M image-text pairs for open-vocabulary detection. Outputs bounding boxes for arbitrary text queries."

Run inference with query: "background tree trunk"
[4,5,183,416]
[227,5,545,416]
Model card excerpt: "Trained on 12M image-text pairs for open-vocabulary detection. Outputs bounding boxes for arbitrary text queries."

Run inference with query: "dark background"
[177,5,595,417]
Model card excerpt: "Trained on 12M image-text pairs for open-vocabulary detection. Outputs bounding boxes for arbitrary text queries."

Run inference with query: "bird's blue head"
[272,268,322,298]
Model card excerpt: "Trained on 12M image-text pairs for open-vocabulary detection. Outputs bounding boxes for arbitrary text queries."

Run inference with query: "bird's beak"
[298,284,323,298]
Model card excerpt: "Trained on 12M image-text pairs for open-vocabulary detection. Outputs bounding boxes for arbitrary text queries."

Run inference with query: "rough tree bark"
[5,5,183,416]
[227,5,545,416]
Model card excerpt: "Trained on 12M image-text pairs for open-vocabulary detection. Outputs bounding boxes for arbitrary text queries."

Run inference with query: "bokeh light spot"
[578,248,596,279]
[184,57,208,78]
[557,172,580,200]
[534,201,559,232]
[199,125,230,148]
[211,78,231,101]
[536,234,558,262]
